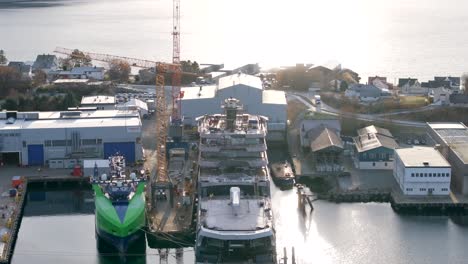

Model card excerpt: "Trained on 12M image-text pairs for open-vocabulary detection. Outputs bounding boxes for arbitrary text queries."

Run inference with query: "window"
[447,173,451,177]
[82,139,97,145]
[429,173,432,177]
[52,140,66,146]
[420,188,427,192]
[406,188,413,192]
[385,162,388,166]
[44,140,52,147]
[438,173,441,177]
[428,188,435,191]
[369,153,376,159]
[442,188,448,192]
[373,162,376,167]
[411,173,415,177]
[97,139,102,144]
[416,173,419,177]
[424,173,428,177]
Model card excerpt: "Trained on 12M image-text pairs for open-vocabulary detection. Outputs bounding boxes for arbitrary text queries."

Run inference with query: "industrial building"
[181,73,287,141]
[427,123,468,194]
[353,125,399,169]
[0,110,143,166]
[394,147,452,196]
[81,95,116,110]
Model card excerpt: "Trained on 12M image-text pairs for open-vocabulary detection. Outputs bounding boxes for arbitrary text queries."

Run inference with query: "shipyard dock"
[145,144,197,248]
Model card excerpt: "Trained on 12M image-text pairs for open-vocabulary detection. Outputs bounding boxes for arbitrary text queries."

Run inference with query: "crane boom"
[54,47,180,70]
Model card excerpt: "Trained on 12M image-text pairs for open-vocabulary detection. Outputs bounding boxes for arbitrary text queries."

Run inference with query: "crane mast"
[171,0,183,129]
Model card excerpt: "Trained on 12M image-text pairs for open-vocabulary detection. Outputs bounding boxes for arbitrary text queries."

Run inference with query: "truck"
[314,95,321,105]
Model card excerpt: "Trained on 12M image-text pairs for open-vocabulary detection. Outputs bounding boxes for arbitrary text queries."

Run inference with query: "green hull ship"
[92,155,146,252]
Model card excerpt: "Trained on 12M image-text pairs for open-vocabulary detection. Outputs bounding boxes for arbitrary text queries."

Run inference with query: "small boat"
[271,161,295,189]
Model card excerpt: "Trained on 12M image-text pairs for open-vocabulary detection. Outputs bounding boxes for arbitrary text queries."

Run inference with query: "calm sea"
[12,185,468,264]
[1,0,468,81]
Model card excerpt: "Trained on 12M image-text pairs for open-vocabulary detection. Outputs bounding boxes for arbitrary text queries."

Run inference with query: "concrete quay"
[0,166,89,264]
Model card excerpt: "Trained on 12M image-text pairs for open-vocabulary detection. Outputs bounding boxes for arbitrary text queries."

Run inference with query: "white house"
[394,146,452,196]
[398,78,427,95]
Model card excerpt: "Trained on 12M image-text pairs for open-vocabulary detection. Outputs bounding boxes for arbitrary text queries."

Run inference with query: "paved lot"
[337,156,397,192]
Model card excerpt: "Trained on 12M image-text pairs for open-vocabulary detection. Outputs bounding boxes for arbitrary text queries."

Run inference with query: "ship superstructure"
[195,98,276,263]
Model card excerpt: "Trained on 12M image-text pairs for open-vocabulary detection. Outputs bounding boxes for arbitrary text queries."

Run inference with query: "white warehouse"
[394,147,452,196]
[181,73,287,141]
[0,110,143,166]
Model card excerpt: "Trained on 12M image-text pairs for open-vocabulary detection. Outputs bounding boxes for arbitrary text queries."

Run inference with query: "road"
[288,92,427,128]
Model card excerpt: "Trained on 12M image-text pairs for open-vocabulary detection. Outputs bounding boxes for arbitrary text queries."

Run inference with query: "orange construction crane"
[53,47,180,209]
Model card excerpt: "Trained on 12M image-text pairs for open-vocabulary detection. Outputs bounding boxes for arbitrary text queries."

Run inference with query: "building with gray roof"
[0,110,142,166]
[427,122,468,194]
[353,125,399,169]
[32,54,58,73]
[181,73,287,142]
[394,146,451,196]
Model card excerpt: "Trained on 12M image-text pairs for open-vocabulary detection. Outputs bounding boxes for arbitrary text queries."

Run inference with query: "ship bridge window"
[229,241,246,249]
[204,238,224,248]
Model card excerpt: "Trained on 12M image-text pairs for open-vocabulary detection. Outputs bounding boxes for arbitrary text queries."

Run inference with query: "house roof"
[449,94,468,104]
[353,125,398,152]
[396,147,450,168]
[32,54,57,70]
[218,73,263,90]
[310,127,344,152]
[70,66,105,74]
[349,84,382,97]
[434,76,460,85]
[398,78,418,87]
[7,61,31,73]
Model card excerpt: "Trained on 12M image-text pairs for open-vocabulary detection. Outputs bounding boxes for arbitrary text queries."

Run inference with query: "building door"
[28,145,44,166]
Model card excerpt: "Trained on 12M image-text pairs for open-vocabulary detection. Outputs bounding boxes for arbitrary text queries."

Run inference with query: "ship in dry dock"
[194,98,276,263]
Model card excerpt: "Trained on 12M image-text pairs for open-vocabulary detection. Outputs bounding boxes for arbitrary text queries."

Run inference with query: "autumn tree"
[59,49,92,70]
[0,66,22,97]
[32,69,47,86]
[0,50,7,65]
[108,59,131,83]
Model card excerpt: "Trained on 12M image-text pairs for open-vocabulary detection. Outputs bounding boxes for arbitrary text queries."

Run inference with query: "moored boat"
[270,161,295,189]
[92,155,146,252]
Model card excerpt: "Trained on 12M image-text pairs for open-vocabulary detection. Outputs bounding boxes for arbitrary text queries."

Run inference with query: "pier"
[0,171,88,264]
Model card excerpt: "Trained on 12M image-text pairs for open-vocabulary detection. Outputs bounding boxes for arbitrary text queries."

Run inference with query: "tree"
[0,66,22,97]
[2,98,17,110]
[340,81,348,92]
[108,59,131,83]
[69,49,92,67]
[0,50,7,65]
[59,57,72,70]
[33,70,47,86]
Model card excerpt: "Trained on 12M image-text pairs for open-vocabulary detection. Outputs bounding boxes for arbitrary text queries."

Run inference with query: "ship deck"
[145,145,197,245]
